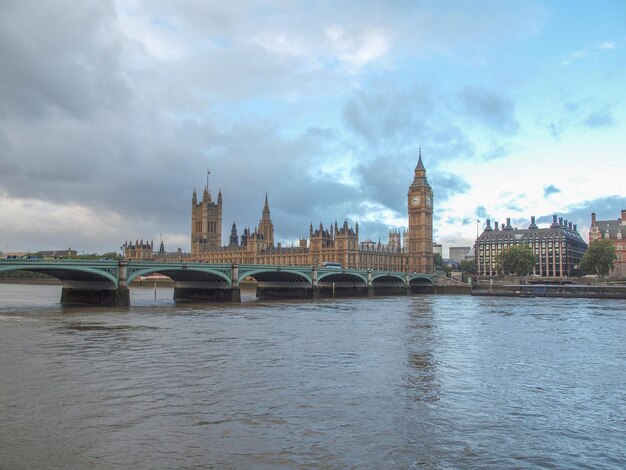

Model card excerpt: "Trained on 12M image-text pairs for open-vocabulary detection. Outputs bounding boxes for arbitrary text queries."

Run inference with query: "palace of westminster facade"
[125,154,434,273]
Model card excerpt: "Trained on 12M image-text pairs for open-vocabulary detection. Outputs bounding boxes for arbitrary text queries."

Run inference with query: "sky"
[0,0,625,257]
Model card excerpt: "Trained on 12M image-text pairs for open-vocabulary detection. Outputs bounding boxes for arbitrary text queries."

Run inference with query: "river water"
[0,283,624,469]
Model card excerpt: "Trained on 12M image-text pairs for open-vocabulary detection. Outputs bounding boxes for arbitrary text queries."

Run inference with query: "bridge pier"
[256,286,315,299]
[173,286,240,303]
[61,287,130,307]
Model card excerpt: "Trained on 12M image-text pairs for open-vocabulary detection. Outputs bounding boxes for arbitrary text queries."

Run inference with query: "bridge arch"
[317,271,367,285]
[371,273,406,285]
[127,266,231,287]
[238,268,312,286]
[0,263,118,288]
[408,274,434,293]
[408,274,434,285]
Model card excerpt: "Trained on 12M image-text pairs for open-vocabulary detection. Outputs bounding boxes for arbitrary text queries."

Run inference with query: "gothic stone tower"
[407,151,434,273]
[258,193,275,247]
[191,186,223,254]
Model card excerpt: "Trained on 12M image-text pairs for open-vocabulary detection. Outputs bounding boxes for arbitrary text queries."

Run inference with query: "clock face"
[426,196,432,207]
[411,195,420,206]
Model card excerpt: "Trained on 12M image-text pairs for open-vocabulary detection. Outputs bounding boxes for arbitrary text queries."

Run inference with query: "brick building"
[589,210,626,277]
[475,215,587,277]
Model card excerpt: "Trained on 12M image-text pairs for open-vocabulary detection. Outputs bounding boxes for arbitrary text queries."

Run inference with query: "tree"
[434,252,444,268]
[495,245,536,276]
[580,238,616,278]
[459,258,475,274]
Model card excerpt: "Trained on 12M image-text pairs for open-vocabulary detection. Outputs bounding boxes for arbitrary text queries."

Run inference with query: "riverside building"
[475,215,587,277]
[589,210,626,277]
[125,153,434,273]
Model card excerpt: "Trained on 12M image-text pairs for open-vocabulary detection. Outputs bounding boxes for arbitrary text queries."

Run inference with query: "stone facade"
[475,215,587,277]
[125,154,434,273]
[123,240,154,260]
[407,151,434,273]
[589,210,626,277]
[191,187,222,253]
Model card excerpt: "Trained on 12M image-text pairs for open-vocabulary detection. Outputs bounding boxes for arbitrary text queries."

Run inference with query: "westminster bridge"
[0,259,436,306]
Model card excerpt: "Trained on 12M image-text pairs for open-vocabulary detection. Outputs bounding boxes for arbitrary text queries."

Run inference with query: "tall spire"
[262,192,270,219]
[415,147,425,171]
[410,148,430,189]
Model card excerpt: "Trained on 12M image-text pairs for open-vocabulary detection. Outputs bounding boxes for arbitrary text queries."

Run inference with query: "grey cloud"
[444,216,473,226]
[505,203,522,212]
[429,172,471,202]
[544,185,560,197]
[536,195,626,236]
[343,86,433,146]
[343,87,476,163]
[355,150,470,218]
[480,144,510,161]
[458,87,519,135]
[0,1,130,120]
[545,99,617,138]
[583,109,616,129]
[429,125,475,160]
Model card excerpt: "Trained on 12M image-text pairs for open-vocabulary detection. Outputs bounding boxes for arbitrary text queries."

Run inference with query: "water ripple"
[0,286,625,469]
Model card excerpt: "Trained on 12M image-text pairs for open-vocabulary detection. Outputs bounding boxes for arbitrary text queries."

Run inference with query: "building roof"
[477,215,587,247]
[593,218,624,239]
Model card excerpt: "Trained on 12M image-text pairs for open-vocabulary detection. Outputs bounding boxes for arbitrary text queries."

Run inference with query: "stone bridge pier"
[60,260,130,307]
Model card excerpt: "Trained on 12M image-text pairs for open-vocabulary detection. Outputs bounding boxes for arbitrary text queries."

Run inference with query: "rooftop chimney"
[559,217,563,226]
[591,212,596,226]
[551,215,559,228]
[494,221,499,230]
[621,209,626,221]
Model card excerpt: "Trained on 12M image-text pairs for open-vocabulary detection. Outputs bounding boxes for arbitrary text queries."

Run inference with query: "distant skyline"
[1,0,625,257]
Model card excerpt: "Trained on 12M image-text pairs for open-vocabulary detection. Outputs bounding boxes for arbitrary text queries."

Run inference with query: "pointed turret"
[229,222,239,247]
[258,192,274,246]
[410,148,431,190]
[415,147,425,171]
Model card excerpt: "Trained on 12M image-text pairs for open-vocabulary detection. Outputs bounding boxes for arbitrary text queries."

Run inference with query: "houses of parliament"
[125,153,434,273]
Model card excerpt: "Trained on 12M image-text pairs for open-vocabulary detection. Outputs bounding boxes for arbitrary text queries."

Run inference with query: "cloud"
[325,25,390,70]
[458,87,519,135]
[544,185,561,197]
[560,49,588,66]
[0,1,130,120]
[544,99,618,138]
[0,0,621,255]
[583,109,616,129]
[598,42,617,50]
[342,86,434,146]
[535,195,626,240]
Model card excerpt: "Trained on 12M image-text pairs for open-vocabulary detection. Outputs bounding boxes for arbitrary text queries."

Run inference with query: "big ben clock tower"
[407,149,434,273]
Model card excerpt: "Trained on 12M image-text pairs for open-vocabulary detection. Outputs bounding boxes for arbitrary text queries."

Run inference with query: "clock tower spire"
[407,148,433,273]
